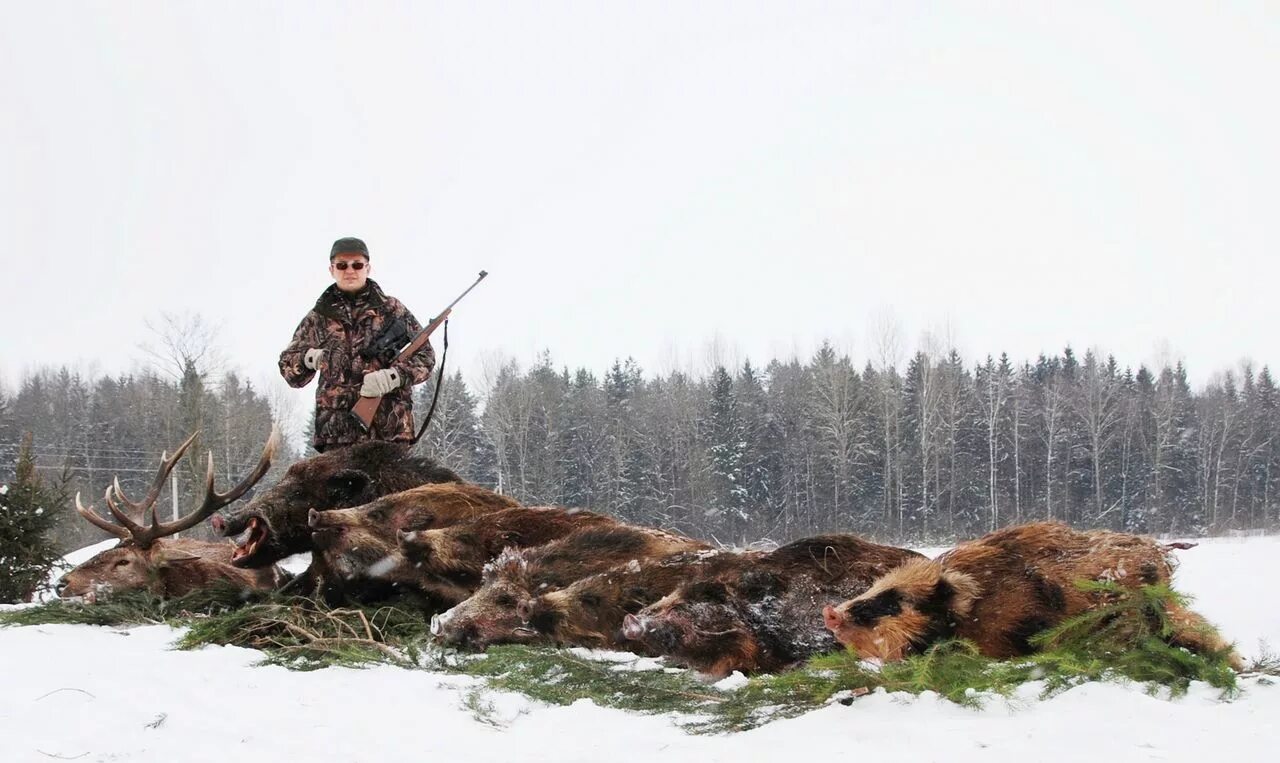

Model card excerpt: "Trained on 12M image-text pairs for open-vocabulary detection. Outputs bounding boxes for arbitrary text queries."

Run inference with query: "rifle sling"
[411,318,448,445]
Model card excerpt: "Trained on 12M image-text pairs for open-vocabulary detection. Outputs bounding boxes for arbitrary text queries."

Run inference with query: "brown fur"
[305,483,519,604]
[57,539,285,602]
[823,522,1241,669]
[622,534,924,675]
[211,441,463,569]
[432,525,709,649]
[519,548,748,649]
[390,506,620,603]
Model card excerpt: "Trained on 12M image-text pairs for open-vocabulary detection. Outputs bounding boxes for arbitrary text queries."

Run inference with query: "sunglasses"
[332,261,367,271]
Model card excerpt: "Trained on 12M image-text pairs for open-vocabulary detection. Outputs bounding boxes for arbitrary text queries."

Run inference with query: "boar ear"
[621,586,651,607]
[934,570,981,619]
[686,579,729,603]
[738,570,783,598]
[525,594,562,633]
[327,469,372,502]
[400,514,435,532]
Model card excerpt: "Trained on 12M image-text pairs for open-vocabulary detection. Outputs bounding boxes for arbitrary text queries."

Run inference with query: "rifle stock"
[351,270,488,432]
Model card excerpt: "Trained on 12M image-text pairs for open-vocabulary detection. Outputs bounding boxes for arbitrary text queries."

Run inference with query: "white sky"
[2,2,1276,439]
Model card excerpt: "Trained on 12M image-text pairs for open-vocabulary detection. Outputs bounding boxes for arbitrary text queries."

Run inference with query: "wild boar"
[304,482,519,604]
[619,534,924,675]
[210,440,462,569]
[511,547,753,651]
[432,525,709,649]
[387,506,620,604]
[821,522,1242,670]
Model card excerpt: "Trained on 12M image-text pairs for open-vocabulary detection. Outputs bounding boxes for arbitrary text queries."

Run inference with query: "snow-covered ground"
[2,537,1277,762]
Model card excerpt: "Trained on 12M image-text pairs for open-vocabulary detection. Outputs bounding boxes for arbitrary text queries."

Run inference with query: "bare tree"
[139,312,226,383]
[1074,352,1124,525]
[976,356,1008,531]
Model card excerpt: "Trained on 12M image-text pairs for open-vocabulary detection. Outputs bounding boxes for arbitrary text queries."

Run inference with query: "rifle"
[351,270,488,431]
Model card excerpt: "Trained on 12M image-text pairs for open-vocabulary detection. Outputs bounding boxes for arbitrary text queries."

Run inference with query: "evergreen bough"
[1,578,1258,733]
[176,596,433,670]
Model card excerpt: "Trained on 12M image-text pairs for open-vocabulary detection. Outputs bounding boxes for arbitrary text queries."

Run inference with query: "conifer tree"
[0,388,12,483]
[736,360,783,536]
[703,365,749,538]
[0,433,65,603]
[414,370,497,486]
[558,368,606,509]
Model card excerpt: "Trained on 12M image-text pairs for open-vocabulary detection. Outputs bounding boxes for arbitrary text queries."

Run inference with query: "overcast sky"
[1,2,1276,440]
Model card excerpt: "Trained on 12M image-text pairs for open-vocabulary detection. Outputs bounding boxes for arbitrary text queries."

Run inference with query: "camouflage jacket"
[280,280,435,451]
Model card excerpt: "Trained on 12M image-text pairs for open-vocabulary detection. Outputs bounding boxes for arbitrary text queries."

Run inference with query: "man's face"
[330,253,371,293]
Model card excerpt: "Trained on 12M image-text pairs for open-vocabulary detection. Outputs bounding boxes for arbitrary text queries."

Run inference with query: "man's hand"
[304,348,327,371]
[359,368,401,397]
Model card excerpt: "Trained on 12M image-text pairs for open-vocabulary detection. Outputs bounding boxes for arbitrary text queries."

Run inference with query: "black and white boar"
[821,522,1242,669]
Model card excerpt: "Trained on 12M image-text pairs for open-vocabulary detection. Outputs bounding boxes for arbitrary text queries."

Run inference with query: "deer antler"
[80,426,281,548]
[98,432,200,539]
[74,487,132,541]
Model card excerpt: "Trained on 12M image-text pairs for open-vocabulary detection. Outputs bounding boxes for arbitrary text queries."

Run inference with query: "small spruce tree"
[0,433,65,603]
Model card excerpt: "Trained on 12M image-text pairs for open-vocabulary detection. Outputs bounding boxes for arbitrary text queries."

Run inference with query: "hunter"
[280,237,435,452]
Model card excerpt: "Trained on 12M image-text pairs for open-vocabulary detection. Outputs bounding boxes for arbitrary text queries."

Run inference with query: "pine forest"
[3,344,1278,553]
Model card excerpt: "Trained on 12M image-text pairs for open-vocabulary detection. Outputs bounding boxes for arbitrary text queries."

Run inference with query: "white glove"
[360,368,402,397]
[304,348,327,371]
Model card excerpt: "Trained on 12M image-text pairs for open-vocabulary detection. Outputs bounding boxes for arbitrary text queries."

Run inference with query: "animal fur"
[621,534,924,676]
[432,525,708,649]
[390,506,620,604]
[305,482,519,604]
[822,522,1242,670]
[57,539,285,602]
[213,440,462,570]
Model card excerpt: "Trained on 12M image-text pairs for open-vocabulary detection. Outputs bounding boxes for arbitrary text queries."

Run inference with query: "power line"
[0,444,174,456]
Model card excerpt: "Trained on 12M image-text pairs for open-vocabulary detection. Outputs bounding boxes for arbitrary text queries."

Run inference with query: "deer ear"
[936,570,981,618]
[155,548,202,566]
[327,469,372,501]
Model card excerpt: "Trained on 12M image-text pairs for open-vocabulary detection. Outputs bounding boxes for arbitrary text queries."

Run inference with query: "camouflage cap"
[330,237,370,260]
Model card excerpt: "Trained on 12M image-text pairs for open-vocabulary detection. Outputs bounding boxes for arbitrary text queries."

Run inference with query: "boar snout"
[621,613,647,641]
[822,604,848,632]
[438,620,479,649]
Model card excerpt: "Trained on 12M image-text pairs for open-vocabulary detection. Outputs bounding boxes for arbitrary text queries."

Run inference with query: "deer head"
[57,426,280,601]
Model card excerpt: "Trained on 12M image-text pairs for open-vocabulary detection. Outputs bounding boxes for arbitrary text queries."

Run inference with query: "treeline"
[4,345,1278,551]
[0,363,297,551]
[417,346,1280,544]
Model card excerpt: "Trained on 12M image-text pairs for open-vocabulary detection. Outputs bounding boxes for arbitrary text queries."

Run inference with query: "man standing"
[280,237,435,452]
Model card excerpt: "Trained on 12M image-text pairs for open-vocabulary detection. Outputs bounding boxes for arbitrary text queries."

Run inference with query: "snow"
[2,537,1278,762]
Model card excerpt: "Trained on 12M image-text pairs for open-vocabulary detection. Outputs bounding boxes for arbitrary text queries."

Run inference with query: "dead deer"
[56,427,288,602]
